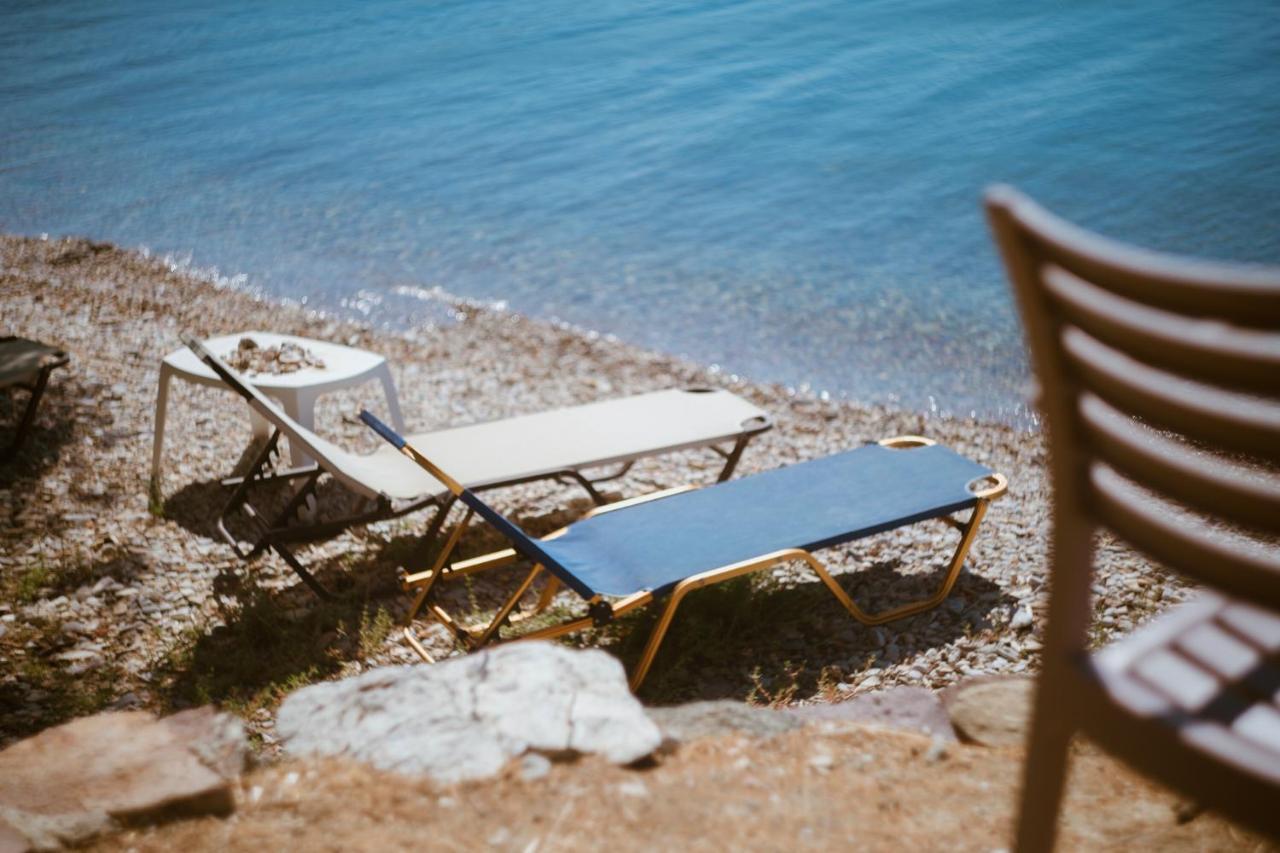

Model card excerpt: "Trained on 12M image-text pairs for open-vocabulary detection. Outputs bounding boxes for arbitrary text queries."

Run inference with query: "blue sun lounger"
[361,410,1007,689]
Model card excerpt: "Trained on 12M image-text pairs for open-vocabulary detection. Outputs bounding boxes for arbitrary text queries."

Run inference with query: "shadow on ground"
[0,375,117,530]
[154,578,400,719]
[154,487,1013,716]
[0,546,153,745]
[392,537,1016,707]
[598,561,1011,704]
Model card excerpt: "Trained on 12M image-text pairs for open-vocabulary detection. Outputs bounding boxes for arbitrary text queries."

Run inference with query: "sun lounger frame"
[181,335,771,598]
[1,337,70,462]
[363,410,1007,690]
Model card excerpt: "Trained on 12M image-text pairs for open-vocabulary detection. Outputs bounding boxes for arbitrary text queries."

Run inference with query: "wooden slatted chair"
[985,185,1280,850]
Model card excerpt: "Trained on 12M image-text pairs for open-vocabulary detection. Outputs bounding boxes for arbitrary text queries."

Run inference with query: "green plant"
[14,563,52,603]
[357,607,394,658]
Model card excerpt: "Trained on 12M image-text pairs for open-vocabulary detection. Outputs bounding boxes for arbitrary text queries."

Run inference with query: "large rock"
[647,700,804,743]
[787,686,958,742]
[277,642,662,783]
[0,707,247,852]
[944,676,1035,747]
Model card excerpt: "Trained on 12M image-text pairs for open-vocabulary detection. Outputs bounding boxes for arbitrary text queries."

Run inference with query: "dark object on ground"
[0,336,69,462]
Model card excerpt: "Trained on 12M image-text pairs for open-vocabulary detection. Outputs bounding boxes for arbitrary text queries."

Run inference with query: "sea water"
[2,0,1278,423]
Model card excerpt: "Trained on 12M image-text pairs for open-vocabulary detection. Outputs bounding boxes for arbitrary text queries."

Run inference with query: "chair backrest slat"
[997,192,1280,326]
[1044,265,1280,394]
[1089,464,1280,612]
[1079,394,1280,535]
[985,185,1280,616]
[1061,329,1280,463]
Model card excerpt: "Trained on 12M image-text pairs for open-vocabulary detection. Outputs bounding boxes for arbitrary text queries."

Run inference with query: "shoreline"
[12,228,1042,430]
[0,233,1184,750]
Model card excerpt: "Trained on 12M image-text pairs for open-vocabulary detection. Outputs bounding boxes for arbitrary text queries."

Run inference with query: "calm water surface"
[3,0,1278,422]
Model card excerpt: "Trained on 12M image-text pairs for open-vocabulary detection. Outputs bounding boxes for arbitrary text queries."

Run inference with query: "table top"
[163,331,387,390]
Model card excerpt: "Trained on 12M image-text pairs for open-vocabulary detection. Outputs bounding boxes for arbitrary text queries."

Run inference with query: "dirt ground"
[96,725,1269,852]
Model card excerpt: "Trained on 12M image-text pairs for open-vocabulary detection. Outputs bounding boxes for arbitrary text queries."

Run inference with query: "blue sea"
[3,0,1278,423]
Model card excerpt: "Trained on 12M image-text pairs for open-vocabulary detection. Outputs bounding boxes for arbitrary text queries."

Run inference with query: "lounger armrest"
[360,409,406,449]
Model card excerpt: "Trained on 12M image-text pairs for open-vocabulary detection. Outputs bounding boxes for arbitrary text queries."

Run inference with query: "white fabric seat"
[181,334,773,597]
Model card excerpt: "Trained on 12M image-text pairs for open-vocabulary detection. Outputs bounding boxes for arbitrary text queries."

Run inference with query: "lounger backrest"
[359,410,597,599]
[181,334,387,501]
[985,185,1280,619]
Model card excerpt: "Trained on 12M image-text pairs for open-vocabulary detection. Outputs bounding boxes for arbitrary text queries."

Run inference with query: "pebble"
[518,753,552,781]
[0,233,1203,752]
[616,780,649,798]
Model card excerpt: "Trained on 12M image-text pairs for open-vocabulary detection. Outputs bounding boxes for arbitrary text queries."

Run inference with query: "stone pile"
[222,337,325,375]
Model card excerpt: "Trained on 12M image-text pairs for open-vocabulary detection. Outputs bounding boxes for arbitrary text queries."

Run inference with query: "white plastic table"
[151,331,405,489]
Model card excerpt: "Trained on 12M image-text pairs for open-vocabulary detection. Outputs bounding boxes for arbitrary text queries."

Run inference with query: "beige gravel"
[0,233,1189,750]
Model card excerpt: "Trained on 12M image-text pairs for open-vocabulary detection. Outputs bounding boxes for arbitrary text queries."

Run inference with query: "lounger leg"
[216,430,284,556]
[558,470,607,506]
[508,575,561,625]
[471,564,544,647]
[270,542,336,600]
[150,363,173,497]
[630,585,695,690]
[800,498,991,626]
[250,469,322,560]
[3,366,52,462]
[405,495,457,570]
[714,434,751,482]
[261,468,331,597]
[402,506,476,659]
[407,563,543,657]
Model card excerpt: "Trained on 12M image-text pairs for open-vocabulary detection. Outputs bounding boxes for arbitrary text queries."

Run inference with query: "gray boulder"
[277,642,662,783]
[944,676,1035,747]
[647,700,804,743]
[787,686,958,742]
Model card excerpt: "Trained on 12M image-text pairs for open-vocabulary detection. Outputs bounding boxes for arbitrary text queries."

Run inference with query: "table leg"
[373,362,406,432]
[248,408,272,441]
[281,389,315,467]
[150,363,174,503]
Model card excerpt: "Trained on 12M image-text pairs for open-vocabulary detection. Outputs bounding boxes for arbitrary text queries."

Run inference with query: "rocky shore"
[0,232,1190,753]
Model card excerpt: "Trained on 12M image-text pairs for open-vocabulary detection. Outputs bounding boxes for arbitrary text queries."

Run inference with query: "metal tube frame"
[2,356,68,462]
[400,434,1009,690]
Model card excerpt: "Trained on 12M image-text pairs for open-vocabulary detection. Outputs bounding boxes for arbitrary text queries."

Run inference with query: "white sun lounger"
[181,335,772,596]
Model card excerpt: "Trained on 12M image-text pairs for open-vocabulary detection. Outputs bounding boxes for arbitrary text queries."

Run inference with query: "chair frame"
[1,337,70,463]
[377,421,1007,691]
[986,184,1280,850]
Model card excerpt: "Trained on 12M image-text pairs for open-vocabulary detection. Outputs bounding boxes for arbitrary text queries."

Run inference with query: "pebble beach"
[0,233,1190,750]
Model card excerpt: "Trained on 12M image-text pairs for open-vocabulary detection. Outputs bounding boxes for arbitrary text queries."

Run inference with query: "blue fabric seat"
[540,443,992,597]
